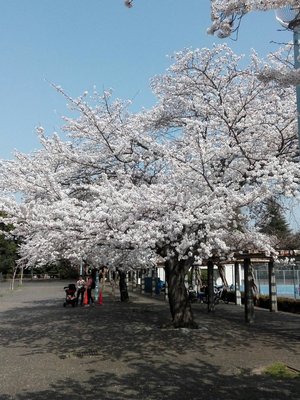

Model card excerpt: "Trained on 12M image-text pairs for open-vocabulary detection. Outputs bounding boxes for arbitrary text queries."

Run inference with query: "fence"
[254,268,300,300]
[0,272,61,281]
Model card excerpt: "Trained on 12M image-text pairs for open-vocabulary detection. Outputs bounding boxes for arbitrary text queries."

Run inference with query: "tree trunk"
[118,270,129,302]
[165,257,198,329]
[11,265,18,290]
[19,265,24,285]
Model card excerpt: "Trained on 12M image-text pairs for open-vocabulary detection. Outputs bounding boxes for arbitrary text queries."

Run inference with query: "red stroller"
[63,284,77,307]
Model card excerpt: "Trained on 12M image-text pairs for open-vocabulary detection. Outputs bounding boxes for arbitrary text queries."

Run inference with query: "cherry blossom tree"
[144,44,299,325]
[1,45,300,328]
[209,0,299,38]
[0,90,161,268]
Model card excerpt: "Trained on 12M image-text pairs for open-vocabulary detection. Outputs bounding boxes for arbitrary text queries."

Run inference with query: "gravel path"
[0,280,299,399]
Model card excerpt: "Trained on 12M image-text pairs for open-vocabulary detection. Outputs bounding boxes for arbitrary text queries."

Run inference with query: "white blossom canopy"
[0,45,299,269]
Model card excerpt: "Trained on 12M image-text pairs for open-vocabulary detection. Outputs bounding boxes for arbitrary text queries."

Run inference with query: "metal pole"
[294,29,300,144]
[152,267,157,296]
[244,257,254,324]
[132,270,136,292]
[268,259,278,312]
[164,279,169,302]
[207,260,215,312]
[94,269,99,302]
[79,258,83,276]
[141,269,145,294]
[234,261,242,306]
[298,269,300,299]
[192,266,196,289]
[292,265,297,300]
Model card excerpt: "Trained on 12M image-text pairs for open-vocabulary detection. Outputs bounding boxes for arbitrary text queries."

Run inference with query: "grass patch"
[264,362,300,379]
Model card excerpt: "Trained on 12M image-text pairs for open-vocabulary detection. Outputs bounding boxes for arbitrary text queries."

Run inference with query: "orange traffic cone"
[98,290,103,305]
[83,290,88,306]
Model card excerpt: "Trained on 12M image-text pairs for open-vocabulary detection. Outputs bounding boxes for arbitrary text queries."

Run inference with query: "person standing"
[76,275,85,306]
[86,274,95,305]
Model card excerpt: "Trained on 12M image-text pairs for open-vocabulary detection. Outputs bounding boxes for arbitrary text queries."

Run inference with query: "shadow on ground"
[1,359,299,400]
[0,290,299,399]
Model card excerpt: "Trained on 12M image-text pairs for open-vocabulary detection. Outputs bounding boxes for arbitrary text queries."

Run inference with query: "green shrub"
[264,362,300,379]
[224,290,236,303]
[225,292,300,314]
[254,295,300,314]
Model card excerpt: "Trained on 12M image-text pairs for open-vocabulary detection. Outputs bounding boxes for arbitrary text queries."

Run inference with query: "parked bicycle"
[188,284,233,304]
[214,285,229,304]
[199,284,233,305]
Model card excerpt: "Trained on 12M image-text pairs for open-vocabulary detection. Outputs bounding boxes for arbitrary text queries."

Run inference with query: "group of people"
[76,274,95,306]
[76,267,107,306]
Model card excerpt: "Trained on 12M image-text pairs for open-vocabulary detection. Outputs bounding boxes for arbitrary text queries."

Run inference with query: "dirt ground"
[0,280,299,400]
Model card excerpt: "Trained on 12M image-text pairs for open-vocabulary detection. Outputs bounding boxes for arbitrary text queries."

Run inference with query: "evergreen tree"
[258,199,298,249]
[0,212,19,275]
[260,199,290,235]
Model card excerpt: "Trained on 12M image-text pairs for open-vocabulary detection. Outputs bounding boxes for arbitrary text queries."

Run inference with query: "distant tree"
[0,212,19,275]
[259,199,290,235]
[41,259,78,279]
[257,198,300,249]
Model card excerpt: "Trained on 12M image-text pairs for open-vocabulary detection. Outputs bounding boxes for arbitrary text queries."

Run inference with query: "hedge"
[224,291,300,314]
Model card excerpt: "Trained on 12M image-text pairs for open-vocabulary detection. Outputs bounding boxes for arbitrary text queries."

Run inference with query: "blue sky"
[1,1,299,227]
[0,0,291,160]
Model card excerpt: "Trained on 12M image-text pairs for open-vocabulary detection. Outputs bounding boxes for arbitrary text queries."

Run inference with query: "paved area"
[0,279,299,400]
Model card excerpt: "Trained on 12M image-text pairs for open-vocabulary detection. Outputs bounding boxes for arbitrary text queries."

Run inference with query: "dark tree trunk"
[165,257,198,329]
[118,270,129,302]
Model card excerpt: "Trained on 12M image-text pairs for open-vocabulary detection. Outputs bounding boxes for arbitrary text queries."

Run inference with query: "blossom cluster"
[209,0,299,38]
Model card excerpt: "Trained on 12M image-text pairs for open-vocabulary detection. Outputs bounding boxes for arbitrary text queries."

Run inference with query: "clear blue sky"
[0,0,291,160]
[2,1,299,229]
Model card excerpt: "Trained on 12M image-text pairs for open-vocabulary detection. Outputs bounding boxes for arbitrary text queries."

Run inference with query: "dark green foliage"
[200,269,208,285]
[224,290,236,303]
[259,198,290,236]
[0,212,19,275]
[255,295,300,314]
[257,198,300,249]
[230,291,300,314]
[30,259,78,279]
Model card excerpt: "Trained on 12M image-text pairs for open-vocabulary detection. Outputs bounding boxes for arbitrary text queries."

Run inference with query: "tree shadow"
[1,360,300,400]
[0,293,300,399]
[192,302,300,354]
